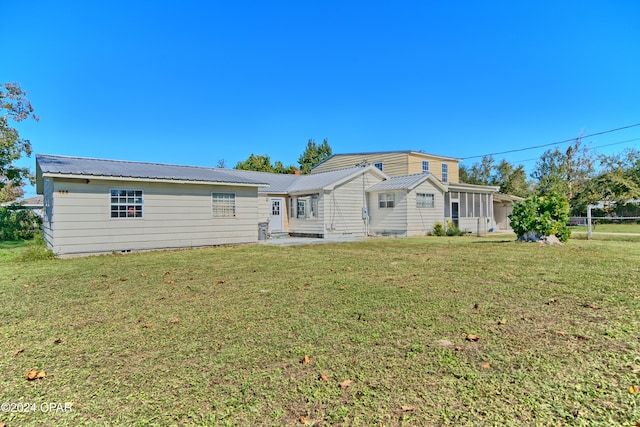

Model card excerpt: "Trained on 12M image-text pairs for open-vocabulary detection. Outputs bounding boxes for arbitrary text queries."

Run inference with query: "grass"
[1,235,640,426]
[570,222,640,234]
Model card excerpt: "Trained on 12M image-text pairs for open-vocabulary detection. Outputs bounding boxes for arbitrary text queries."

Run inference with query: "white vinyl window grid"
[378,193,395,208]
[297,199,306,218]
[416,193,435,208]
[374,162,383,171]
[212,192,236,217]
[422,160,430,173]
[441,163,449,183]
[110,189,143,219]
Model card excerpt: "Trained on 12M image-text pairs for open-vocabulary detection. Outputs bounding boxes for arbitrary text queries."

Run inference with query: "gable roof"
[366,172,447,192]
[225,165,388,194]
[36,154,269,192]
[35,154,387,196]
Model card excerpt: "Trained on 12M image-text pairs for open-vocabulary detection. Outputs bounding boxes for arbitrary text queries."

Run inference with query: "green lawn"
[1,236,639,426]
[570,222,640,234]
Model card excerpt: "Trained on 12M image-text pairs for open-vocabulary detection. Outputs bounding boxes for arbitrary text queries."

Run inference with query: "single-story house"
[36,153,514,256]
[36,154,270,256]
[1,195,44,217]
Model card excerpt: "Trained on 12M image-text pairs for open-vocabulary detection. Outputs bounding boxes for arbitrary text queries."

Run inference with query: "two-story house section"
[311,150,460,184]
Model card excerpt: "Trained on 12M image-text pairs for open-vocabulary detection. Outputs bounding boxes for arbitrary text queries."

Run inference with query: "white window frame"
[297,199,306,218]
[416,193,435,208]
[212,192,236,218]
[110,189,143,219]
[422,160,430,173]
[378,193,395,208]
[442,164,449,183]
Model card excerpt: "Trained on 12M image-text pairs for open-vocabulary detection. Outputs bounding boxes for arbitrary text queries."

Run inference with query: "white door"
[270,198,284,232]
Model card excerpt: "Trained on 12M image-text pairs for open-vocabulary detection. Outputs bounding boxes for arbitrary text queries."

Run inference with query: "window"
[110,190,143,218]
[442,164,449,183]
[416,193,435,208]
[422,160,430,173]
[378,193,395,208]
[374,162,383,171]
[212,192,236,217]
[310,195,318,218]
[297,199,306,218]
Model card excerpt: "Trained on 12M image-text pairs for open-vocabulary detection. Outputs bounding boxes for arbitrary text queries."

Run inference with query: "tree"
[460,156,531,197]
[235,154,278,172]
[0,181,24,203]
[1,82,39,197]
[297,138,332,174]
[572,148,640,214]
[531,138,594,200]
[493,159,532,198]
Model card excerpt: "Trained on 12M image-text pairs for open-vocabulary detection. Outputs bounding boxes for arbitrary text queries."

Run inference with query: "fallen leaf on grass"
[401,405,416,411]
[582,302,601,310]
[300,354,311,364]
[215,280,226,284]
[339,379,353,389]
[630,365,640,373]
[554,330,566,336]
[14,348,24,356]
[629,385,639,393]
[1,421,6,427]
[300,417,313,425]
[164,280,175,284]
[26,368,46,380]
[168,317,179,324]
[53,338,62,344]
[142,323,152,328]
[466,334,480,342]
[119,278,128,282]
[480,362,491,369]
[498,318,507,325]
[319,373,328,382]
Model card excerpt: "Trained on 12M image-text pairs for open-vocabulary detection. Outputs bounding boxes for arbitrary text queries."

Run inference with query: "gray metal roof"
[214,169,299,193]
[36,154,268,186]
[286,166,374,193]
[366,173,434,192]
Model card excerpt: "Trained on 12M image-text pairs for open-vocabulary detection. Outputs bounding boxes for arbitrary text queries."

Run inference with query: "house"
[36,151,517,256]
[313,150,510,232]
[219,165,388,238]
[1,195,44,217]
[312,150,460,184]
[36,154,269,256]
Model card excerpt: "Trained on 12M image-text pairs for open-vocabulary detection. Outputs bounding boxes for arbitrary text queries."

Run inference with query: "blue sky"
[4,1,640,197]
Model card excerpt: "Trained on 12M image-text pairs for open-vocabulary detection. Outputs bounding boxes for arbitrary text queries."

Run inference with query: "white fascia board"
[43,173,269,188]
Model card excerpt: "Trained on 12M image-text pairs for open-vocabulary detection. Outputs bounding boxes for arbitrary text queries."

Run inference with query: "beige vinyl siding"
[314,152,460,184]
[406,182,445,236]
[368,191,408,236]
[42,177,54,247]
[47,178,259,255]
[312,153,410,176]
[323,172,383,237]
[407,155,460,183]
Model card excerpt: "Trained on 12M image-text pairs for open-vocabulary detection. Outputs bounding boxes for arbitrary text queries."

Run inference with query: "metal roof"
[286,166,377,193]
[366,173,436,192]
[36,154,268,186]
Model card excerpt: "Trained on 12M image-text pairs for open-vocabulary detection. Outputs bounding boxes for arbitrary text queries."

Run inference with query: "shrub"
[16,235,55,261]
[432,222,445,236]
[509,194,571,242]
[0,206,43,240]
[445,220,464,236]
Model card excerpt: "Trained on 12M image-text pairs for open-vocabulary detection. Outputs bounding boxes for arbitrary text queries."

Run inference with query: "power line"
[461,122,640,160]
